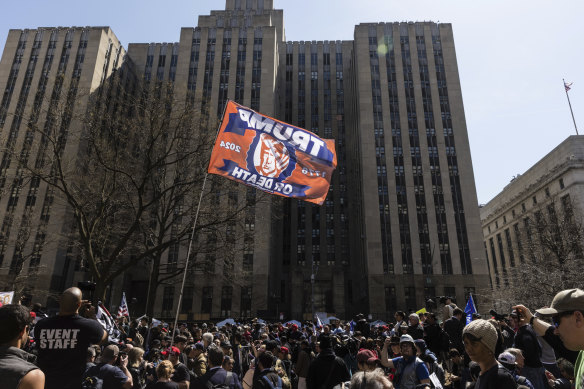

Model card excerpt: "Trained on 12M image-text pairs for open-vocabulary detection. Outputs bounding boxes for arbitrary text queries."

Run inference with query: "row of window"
[486,178,566,234]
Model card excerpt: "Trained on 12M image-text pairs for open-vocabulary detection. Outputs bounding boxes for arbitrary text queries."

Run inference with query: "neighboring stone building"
[0,0,489,320]
[480,135,584,290]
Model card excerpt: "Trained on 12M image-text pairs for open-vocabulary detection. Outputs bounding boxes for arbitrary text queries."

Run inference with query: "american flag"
[565,81,573,92]
[117,292,129,318]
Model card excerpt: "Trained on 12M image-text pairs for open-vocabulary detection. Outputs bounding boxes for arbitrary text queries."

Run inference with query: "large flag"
[464,294,477,325]
[97,303,121,342]
[208,101,337,205]
[117,292,129,319]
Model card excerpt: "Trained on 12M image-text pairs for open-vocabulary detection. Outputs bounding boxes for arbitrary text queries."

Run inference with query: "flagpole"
[170,101,230,348]
[564,79,579,135]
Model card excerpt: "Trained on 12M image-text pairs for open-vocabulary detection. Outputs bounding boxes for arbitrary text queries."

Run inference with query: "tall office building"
[0,0,489,319]
[0,26,125,305]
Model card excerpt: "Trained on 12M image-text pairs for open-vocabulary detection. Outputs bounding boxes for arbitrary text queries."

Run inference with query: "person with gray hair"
[349,370,393,389]
[202,333,214,350]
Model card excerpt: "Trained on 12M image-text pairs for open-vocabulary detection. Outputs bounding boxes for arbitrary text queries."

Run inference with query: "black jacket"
[443,316,464,352]
[306,349,350,389]
[513,326,542,368]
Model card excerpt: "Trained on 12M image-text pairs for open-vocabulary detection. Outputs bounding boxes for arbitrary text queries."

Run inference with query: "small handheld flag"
[464,294,477,325]
[565,81,573,92]
[117,292,129,319]
[208,101,337,205]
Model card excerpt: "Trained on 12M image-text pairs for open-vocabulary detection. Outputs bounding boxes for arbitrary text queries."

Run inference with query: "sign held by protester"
[208,101,337,205]
[0,291,14,306]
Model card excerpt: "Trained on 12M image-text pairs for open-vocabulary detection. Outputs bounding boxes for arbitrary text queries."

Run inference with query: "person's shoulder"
[494,365,517,388]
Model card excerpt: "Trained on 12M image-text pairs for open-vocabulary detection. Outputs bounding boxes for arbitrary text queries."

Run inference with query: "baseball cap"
[194,342,205,350]
[162,346,181,356]
[399,334,415,345]
[498,351,516,365]
[356,349,379,364]
[536,288,584,316]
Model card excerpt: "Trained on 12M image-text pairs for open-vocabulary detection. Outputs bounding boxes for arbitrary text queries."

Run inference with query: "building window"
[221,286,232,317]
[181,286,193,314]
[241,287,252,317]
[162,286,174,311]
[444,286,456,300]
[404,287,416,311]
[201,287,213,314]
[532,196,537,205]
[521,203,526,212]
[559,178,565,189]
[385,286,396,313]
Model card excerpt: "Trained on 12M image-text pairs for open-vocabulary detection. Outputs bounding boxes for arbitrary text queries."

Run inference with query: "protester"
[165,346,190,389]
[444,308,465,353]
[193,345,241,389]
[462,319,517,389]
[349,370,394,389]
[380,334,431,389]
[128,347,146,389]
[306,334,351,389]
[0,304,45,389]
[153,360,179,389]
[85,344,133,389]
[513,288,584,389]
[509,310,545,389]
[252,351,282,389]
[406,314,424,340]
[497,351,534,389]
[34,287,107,389]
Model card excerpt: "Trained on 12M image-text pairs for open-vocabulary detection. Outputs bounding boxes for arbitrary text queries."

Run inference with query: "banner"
[0,291,14,306]
[97,303,120,342]
[208,101,337,205]
[464,294,477,325]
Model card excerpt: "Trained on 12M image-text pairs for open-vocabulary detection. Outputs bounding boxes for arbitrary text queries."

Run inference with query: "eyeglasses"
[552,311,574,328]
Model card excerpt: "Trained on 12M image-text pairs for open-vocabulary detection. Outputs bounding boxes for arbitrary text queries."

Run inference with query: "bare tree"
[482,195,584,311]
[19,70,264,305]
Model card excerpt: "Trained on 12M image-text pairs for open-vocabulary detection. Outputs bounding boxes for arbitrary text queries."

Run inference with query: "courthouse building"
[0,0,489,320]
[480,135,584,289]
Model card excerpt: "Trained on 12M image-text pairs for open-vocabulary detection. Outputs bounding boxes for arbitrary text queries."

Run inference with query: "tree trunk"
[145,256,161,317]
[93,279,108,306]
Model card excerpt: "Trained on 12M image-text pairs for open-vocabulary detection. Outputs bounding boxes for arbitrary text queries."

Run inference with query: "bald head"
[60,287,83,315]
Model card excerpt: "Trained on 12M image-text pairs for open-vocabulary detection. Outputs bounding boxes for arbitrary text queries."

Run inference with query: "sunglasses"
[552,311,574,328]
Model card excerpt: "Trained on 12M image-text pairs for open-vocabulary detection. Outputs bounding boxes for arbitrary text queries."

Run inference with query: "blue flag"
[464,294,477,325]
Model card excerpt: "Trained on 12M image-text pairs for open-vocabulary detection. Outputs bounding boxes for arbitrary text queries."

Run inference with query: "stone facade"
[0,1,489,319]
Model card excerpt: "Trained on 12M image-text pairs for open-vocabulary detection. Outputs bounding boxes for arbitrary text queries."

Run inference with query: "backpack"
[262,374,283,389]
[82,366,103,389]
[207,371,234,389]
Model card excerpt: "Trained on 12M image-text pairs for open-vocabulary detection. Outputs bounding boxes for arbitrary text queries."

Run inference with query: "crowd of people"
[0,287,582,389]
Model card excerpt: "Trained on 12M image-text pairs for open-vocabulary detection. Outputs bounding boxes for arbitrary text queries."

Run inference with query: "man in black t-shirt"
[34,287,107,389]
[85,344,132,389]
[166,346,190,389]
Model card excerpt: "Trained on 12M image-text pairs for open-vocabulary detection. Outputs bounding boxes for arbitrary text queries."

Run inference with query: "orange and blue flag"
[208,101,337,205]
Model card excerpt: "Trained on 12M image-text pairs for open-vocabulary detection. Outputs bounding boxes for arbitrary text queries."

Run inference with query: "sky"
[1,0,582,205]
